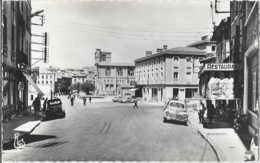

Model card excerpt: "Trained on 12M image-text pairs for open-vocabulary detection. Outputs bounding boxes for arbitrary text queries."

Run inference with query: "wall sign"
[206,63,242,71]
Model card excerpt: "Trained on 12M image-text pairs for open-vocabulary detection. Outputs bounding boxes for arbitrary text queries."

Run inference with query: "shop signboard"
[199,63,242,76]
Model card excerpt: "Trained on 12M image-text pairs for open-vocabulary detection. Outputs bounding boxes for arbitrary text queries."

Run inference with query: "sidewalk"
[188,108,252,162]
[2,109,45,150]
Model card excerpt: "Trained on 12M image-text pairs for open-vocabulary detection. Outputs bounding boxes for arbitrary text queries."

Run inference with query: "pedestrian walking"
[207,100,215,123]
[133,99,138,109]
[43,98,48,113]
[33,95,41,116]
[83,98,86,105]
[198,99,206,123]
[89,97,92,103]
[71,95,75,106]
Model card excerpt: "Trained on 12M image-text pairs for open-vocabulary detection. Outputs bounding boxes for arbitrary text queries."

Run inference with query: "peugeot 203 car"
[163,100,188,124]
[46,98,66,119]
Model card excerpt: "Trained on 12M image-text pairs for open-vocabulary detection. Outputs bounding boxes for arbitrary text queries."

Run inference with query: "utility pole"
[0,0,3,160]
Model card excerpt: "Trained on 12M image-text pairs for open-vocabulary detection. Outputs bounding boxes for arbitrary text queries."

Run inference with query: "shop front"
[199,63,243,116]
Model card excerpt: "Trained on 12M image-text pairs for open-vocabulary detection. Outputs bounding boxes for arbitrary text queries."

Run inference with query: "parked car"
[112,96,121,102]
[163,100,188,124]
[122,96,134,103]
[46,98,66,118]
[118,96,126,103]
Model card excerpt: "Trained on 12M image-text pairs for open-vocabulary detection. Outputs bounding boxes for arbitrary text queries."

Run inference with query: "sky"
[31,0,229,69]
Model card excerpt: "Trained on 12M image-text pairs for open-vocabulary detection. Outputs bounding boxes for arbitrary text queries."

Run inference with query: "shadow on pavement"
[237,132,252,150]
[41,116,65,122]
[34,141,68,148]
[3,134,57,150]
[163,120,188,126]
[203,118,233,129]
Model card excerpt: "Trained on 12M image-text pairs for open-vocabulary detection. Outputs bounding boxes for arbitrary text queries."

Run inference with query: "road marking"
[104,123,112,133]
[99,123,107,133]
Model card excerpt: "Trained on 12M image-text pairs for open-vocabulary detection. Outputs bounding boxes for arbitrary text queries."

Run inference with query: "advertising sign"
[206,63,242,71]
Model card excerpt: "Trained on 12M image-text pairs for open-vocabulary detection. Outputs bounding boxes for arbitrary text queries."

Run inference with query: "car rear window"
[169,102,184,109]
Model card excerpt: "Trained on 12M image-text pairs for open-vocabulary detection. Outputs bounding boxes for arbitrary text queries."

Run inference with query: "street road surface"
[3,95,218,162]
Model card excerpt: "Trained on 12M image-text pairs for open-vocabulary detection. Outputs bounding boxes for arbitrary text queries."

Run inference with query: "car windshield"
[169,102,184,109]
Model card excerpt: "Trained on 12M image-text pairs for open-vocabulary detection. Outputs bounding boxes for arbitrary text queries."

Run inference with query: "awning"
[129,88,138,92]
[22,72,44,95]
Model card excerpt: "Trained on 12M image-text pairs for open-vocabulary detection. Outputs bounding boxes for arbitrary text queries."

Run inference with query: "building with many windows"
[134,46,206,102]
[94,49,135,95]
[2,1,42,120]
[28,67,55,105]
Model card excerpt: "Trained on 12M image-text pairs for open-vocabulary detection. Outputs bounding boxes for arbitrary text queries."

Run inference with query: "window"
[50,81,52,84]
[248,54,259,114]
[3,15,7,46]
[173,57,179,66]
[117,68,123,76]
[186,72,192,83]
[101,54,106,62]
[46,81,48,84]
[211,45,216,51]
[173,72,178,81]
[105,68,111,76]
[42,75,44,79]
[46,75,48,79]
[38,81,40,84]
[42,81,44,84]
[74,79,76,82]
[128,68,134,76]
[186,89,198,98]
[11,24,15,50]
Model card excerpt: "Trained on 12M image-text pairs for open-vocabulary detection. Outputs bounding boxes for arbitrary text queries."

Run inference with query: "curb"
[197,129,226,162]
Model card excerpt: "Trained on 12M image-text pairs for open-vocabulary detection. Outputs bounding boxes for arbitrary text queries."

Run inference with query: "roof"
[186,39,215,47]
[199,56,216,63]
[39,68,54,74]
[96,62,135,67]
[134,47,206,62]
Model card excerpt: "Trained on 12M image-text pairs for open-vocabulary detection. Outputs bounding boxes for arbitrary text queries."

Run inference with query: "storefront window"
[3,80,9,106]
[10,81,14,104]
[248,54,259,114]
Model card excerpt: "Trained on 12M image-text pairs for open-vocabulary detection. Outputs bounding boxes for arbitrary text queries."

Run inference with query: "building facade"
[134,46,206,102]
[94,49,135,95]
[240,1,260,138]
[2,1,36,120]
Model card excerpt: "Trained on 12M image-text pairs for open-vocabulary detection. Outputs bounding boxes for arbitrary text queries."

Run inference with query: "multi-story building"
[2,1,41,120]
[94,49,135,95]
[187,35,217,58]
[239,1,260,138]
[198,17,243,110]
[29,67,55,105]
[134,46,206,102]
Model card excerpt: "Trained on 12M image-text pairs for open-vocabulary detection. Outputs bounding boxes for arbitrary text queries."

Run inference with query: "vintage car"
[46,98,66,118]
[122,96,135,103]
[112,96,121,102]
[163,100,188,124]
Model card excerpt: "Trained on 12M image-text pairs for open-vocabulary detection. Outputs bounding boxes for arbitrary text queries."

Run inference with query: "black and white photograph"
[0,0,260,162]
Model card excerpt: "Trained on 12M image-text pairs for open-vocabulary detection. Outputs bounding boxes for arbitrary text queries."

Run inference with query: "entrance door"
[173,88,178,99]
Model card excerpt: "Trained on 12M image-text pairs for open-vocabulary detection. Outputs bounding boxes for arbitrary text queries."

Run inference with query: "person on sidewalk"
[83,98,86,106]
[207,100,215,123]
[43,98,48,113]
[33,95,41,116]
[133,99,138,109]
[198,99,206,123]
[89,97,92,103]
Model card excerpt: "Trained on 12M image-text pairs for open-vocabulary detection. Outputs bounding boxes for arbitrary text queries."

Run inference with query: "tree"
[82,81,95,95]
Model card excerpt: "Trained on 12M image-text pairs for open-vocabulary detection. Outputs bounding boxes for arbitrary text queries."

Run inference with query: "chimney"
[163,45,167,51]
[146,51,152,56]
[157,49,163,53]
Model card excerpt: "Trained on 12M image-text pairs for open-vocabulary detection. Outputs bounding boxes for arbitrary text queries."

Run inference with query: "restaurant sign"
[206,63,242,71]
[199,63,242,76]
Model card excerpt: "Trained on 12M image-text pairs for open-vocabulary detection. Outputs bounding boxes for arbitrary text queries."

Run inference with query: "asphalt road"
[3,95,218,162]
